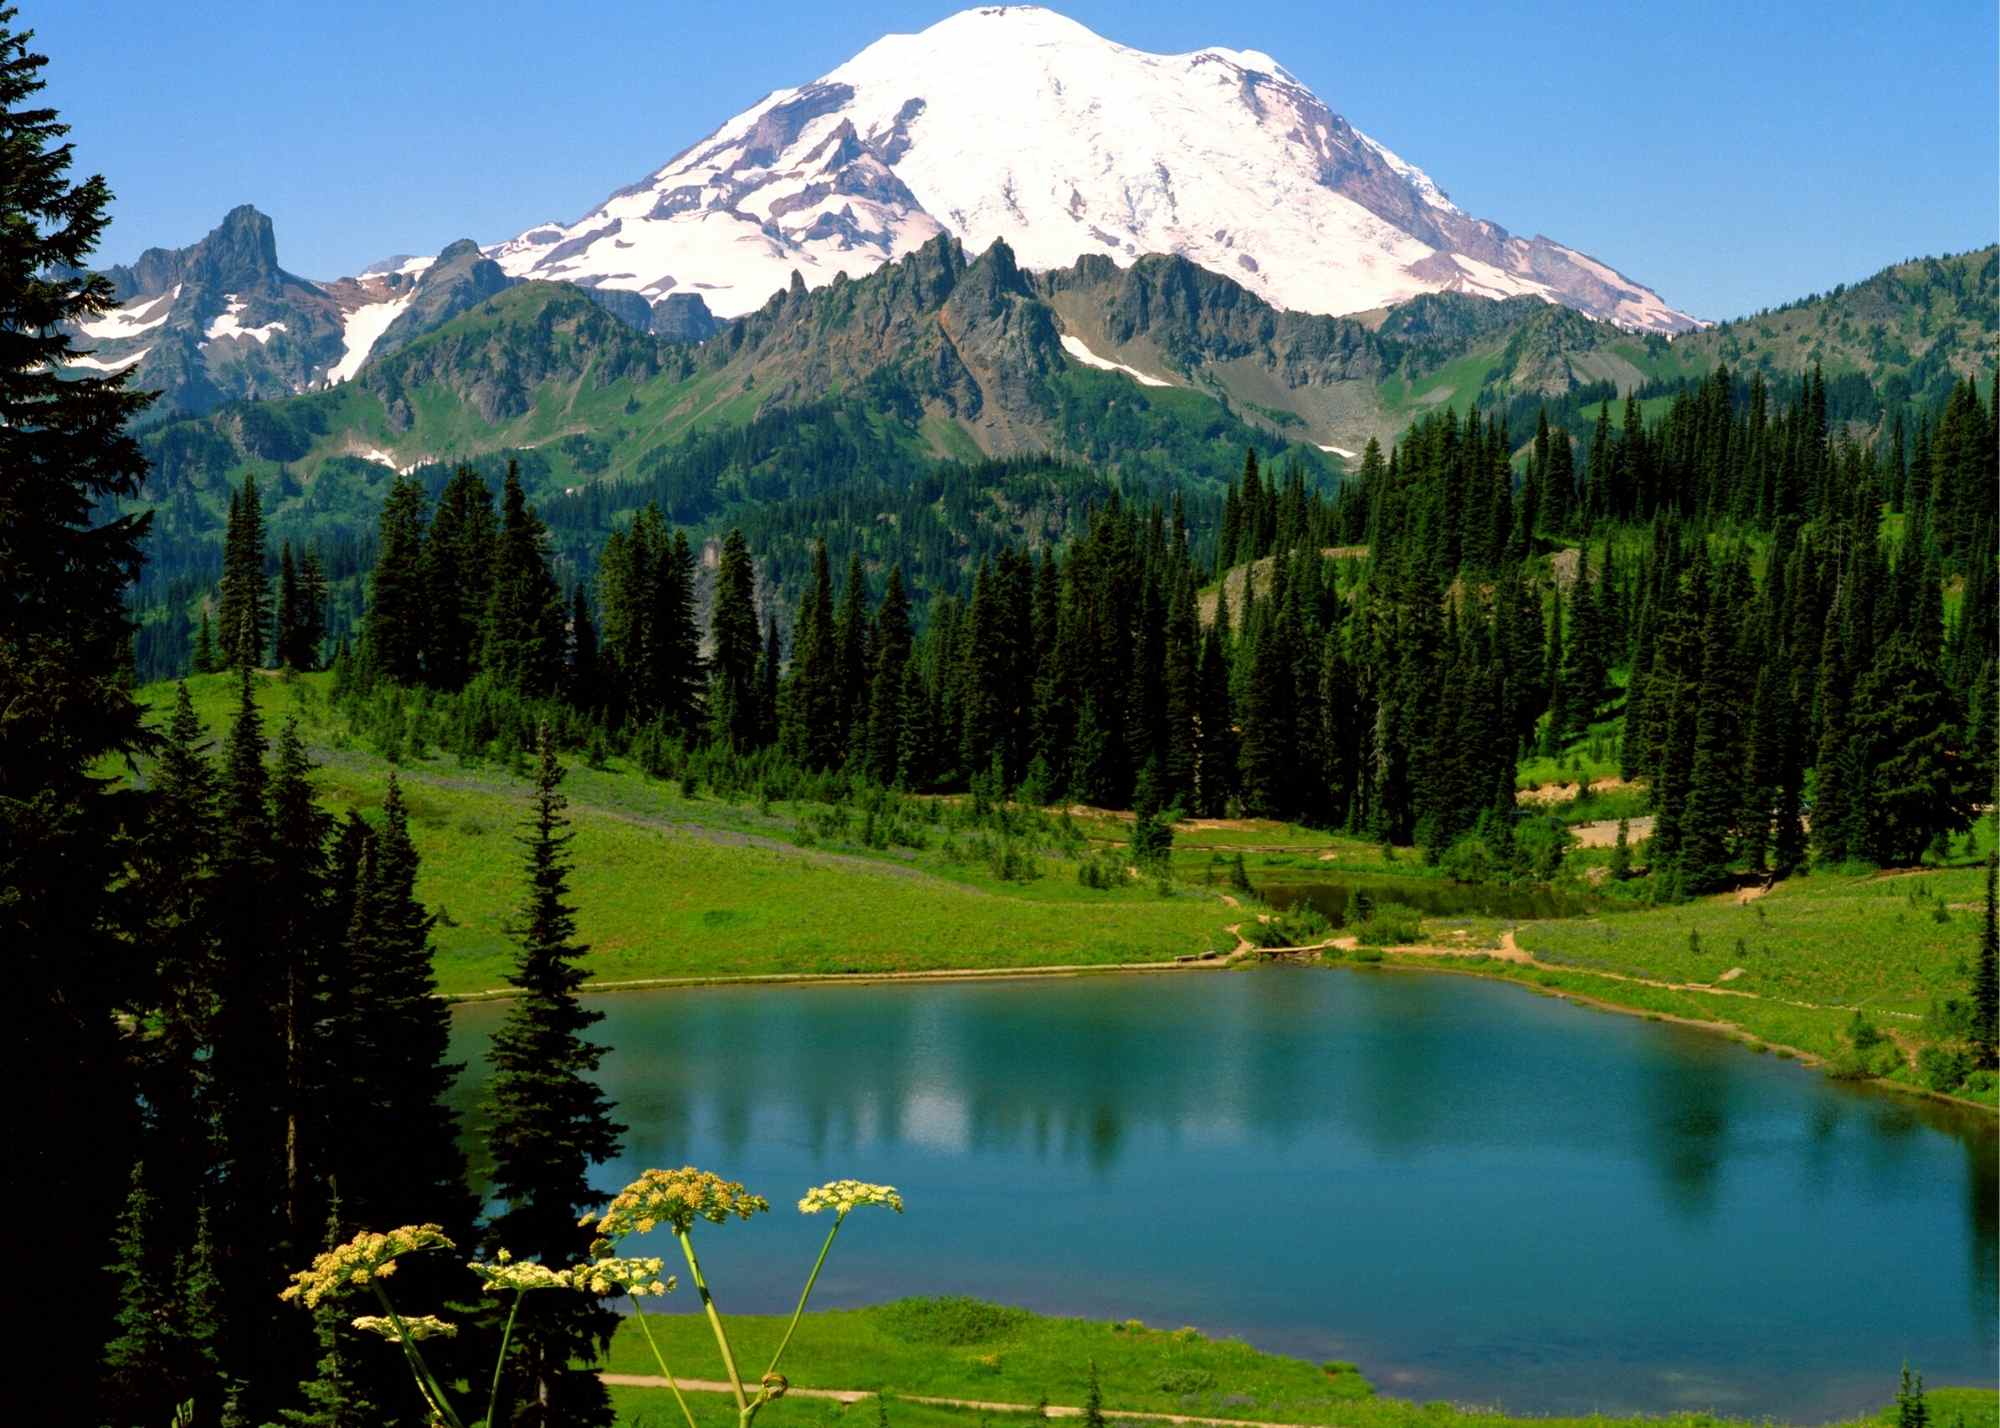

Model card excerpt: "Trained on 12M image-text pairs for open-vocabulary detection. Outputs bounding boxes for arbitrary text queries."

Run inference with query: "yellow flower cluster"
[350,1314,458,1343]
[466,1248,574,1295]
[590,1167,770,1240]
[279,1225,456,1309]
[797,1180,904,1217]
[581,1256,675,1297]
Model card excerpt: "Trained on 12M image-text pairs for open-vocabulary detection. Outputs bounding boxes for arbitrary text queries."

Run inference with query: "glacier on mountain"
[483,5,1696,332]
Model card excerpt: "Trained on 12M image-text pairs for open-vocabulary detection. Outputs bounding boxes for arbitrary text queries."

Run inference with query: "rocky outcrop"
[371,239,516,361]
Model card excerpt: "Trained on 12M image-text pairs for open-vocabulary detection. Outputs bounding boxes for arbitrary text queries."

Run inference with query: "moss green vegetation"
[135,674,1239,997]
[600,1299,2000,1428]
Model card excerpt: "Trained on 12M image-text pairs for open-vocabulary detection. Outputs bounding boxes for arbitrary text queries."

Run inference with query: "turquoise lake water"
[448,967,1997,1420]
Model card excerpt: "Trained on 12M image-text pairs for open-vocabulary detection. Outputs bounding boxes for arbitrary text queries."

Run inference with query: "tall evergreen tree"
[709,528,762,753]
[481,463,566,699]
[483,727,624,1426]
[341,775,472,1236]
[365,475,430,686]
[865,564,913,783]
[2,14,160,1408]
[217,473,271,669]
[207,670,304,1420]
[423,466,498,692]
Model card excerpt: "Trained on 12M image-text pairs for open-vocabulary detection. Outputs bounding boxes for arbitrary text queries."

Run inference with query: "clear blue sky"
[26,0,1999,321]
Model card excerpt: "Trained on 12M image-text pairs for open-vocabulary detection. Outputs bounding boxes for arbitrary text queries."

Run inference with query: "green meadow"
[595,1298,1998,1428]
[137,673,1241,997]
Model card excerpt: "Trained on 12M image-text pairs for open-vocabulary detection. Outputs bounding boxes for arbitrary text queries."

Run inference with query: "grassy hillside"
[141,673,1241,997]
[1674,247,1999,392]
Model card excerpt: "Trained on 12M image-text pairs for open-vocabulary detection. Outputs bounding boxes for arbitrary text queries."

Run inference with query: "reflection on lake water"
[448,967,1996,1420]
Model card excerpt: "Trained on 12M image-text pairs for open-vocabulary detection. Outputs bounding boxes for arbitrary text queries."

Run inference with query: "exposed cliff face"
[70,205,349,415]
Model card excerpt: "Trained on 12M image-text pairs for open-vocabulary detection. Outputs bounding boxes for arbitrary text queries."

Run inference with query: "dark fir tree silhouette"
[1,10,159,1412]
[217,472,271,668]
[482,726,624,1426]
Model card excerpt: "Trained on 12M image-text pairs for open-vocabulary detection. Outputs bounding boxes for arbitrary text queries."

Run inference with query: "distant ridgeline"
[188,341,1997,895]
[117,243,1996,678]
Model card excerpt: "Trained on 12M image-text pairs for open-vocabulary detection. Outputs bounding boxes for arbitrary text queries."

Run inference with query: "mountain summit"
[486,5,1696,331]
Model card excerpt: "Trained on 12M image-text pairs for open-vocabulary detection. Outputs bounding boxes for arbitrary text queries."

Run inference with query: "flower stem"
[483,1290,524,1428]
[372,1285,464,1428]
[676,1227,748,1412]
[763,1214,843,1381]
[630,1292,701,1428]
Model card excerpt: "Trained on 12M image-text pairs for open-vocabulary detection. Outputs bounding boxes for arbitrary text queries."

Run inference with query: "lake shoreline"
[1370,951,2000,1117]
[447,952,1232,1002]
[448,948,1998,1116]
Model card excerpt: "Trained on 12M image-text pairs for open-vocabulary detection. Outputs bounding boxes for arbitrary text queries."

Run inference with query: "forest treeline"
[204,358,1998,900]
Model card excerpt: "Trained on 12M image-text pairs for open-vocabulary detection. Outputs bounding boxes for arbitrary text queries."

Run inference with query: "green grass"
[604,1298,1369,1423]
[600,1298,2000,1428]
[1376,348,1502,418]
[135,674,1239,996]
[1497,851,1999,1105]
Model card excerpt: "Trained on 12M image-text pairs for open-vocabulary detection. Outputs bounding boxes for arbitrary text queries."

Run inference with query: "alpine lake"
[447,873,1997,1421]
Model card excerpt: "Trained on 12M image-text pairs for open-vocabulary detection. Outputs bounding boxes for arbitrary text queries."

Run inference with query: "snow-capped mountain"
[487,5,1696,332]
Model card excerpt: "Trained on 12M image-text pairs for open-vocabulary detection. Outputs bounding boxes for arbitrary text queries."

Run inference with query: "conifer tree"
[133,682,221,1218]
[2,15,162,1403]
[710,528,762,752]
[298,543,328,670]
[217,472,271,668]
[208,670,303,1418]
[568,582,600,713]
[1194,590,1237,816]
[341,775,472,1236]
[1895,1363,1928,1428]
[834,549,872,755]
[281,1201,378,1428]
[423,466,498,692]
[276,541,303,669]
[655,529,704,740]
[101,1163,207,1428]
[366,475,430,685]
[481,463,566,699]
[865,565,913,783]
[1853,634,1977,865]
[268,717,334,1242]
[193,605,217,675]
[483,727,624,1426]
[782,540,842,769]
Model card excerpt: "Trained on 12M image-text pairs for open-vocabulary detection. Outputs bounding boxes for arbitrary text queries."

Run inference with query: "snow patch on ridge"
[205,294,288,345]
[65,345,152,373]
[76,285,179,340]
[1318,443,1357,458]
[1059,332,1173,386]
[326,294,415,384]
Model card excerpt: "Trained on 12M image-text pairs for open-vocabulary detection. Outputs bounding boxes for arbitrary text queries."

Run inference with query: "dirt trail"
[1569,815,1655,848]
[600,1374,1337,1428]
[1384,929,1916,1018]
